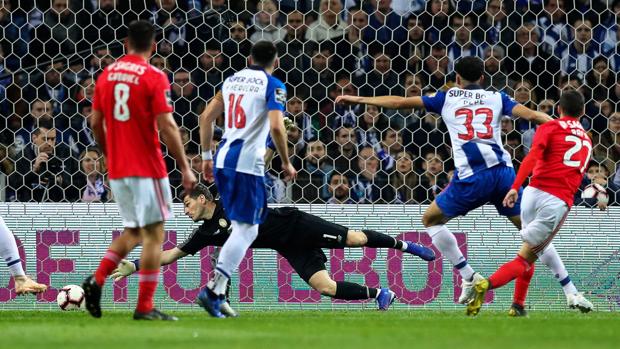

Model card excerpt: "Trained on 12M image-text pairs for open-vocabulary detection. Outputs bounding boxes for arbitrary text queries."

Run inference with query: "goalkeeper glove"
[110,259,137,281]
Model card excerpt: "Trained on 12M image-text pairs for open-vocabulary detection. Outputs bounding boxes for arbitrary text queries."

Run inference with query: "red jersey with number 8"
[92,54,173,179]
[529,117,592,206]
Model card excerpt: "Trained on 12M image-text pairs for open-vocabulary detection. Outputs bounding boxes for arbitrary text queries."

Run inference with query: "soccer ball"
[56,285,85,311]
[581,183,609,204]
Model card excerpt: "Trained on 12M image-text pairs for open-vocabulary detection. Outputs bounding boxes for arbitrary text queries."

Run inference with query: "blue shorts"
[214,168,268,225]
[435,165,522,218]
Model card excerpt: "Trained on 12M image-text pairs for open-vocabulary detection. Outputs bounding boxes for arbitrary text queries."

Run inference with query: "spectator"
[276,10,308,86]
[13,99,55,155]
[364,0,408,49]
[419,0,452,44]
[293,139,333,203]
[23,59,69,116]
[29,0,84,59]
[506,23,560,96]
[598,0,620,54]
[560,19,601,78]
[417,151,449,203]
[333,7,369,77]
[194,41,230,101]
[329,126,358,172]
[305,0,347,42]
[592,111,620,165]
[422,45,450,90]
[326,171,355,204]
[171,69,200,134]
[250,0,286,43]
[446,13,485,71]
[576,162,618,207]
[358,49,402,100]
[512,80,538,131]
[390,151,420,203]
[65,101,96,155]
[84,0,125,46]
[482,46,512,92]
[537,0,570,55]
[9,126,76,202]
[73,147,110,203]
[398,15,428,73]
[476,0,511,45]
[0,0,29,71]
[301,42,335,114]
[356,104,388,148]
[351,146,393,203]
[390,0,425,16]
[403,111,450,159]
[287,95,319,142]
[223,19,253,71]
[585,56,615,96]
[392,73,425,128]
[150,55,172,80]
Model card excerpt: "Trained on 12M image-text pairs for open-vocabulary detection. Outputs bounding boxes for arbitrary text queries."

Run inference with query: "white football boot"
[567,293,593,313]
[458,272,484,304]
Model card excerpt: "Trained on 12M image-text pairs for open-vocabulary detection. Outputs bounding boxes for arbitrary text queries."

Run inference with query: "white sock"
[400,241,408,251]
[210,220,259,296]
[427,225,474,280]
[538,243,578,296]
[0,217,25,277]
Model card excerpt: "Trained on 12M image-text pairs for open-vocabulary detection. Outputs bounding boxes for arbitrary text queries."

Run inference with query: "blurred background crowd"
[0,0,618,206]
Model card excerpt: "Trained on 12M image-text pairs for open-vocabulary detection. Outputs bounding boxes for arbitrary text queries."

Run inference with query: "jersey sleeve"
[500,91,519,117]
[265,76,287,112]
[421,90,447,114]
[151,71,173,116]
[265,133,276,150]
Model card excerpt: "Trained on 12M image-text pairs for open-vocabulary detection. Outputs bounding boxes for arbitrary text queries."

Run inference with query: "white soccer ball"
[581,183,609,204]
[56,285,85,311]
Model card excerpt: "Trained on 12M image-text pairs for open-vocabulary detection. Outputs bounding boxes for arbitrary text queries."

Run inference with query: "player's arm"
[199,91,224,182]
[511,104,553,124]
[335,95,425,110]
[90,109,107,156]
[264,116,293,165]
[267,80,296,180]
[503,126,549,207]
[110,248,189,281]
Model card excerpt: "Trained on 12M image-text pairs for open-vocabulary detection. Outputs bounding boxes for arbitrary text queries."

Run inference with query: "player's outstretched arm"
[511,104,553,125]
[335,95,425,110]
[110,248,189,281]
[199,91,224,182]
[90,110,107,156]
[159,112,197,192]
[269,110,297,181]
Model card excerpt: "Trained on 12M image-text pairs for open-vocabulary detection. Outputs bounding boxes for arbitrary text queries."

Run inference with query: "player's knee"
[346,230,367,246]
[422,211,436,228]
[309,275,336,296]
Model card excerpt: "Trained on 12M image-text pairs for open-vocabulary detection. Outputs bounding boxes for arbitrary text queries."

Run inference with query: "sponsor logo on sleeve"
[275,88,286,105]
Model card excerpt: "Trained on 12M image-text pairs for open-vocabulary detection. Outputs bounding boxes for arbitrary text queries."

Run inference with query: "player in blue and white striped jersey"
[337,57,592,315]
[199,41,297,318]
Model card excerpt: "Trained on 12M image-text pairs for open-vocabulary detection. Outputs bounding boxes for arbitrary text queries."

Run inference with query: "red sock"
[136,269,159,313]
[513,262,536,307]
[488,255,532,290]
[94,249,122,286]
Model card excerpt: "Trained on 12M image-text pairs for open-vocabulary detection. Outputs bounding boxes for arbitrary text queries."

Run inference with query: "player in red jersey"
[82,20,197,321]
[466,90,596,316]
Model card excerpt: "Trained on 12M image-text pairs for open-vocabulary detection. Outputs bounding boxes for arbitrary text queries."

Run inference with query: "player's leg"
[0,216,47,294]
[347,230,435,261]
[468,187,568,316]
[423,199,482,304]
[286,248,396,310]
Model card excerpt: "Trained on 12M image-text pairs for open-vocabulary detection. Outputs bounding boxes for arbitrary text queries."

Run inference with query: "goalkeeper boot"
[82,275,102,318]
[196,287,225,318]
[508,303,527,317]
[567,293,593,313]
[404,242,436,261]
[376,288,396,311]
[133,308,178,321]
[466,276,489,316]
[458,272,484,304]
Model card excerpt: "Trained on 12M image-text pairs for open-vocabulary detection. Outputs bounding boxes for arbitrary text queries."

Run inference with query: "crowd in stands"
[0,0,619,206]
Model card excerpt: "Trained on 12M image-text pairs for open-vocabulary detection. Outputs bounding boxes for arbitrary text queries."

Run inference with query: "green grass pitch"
[1,310,618,349]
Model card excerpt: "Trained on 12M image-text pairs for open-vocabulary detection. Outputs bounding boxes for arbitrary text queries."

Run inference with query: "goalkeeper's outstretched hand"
[110,259,137,281]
